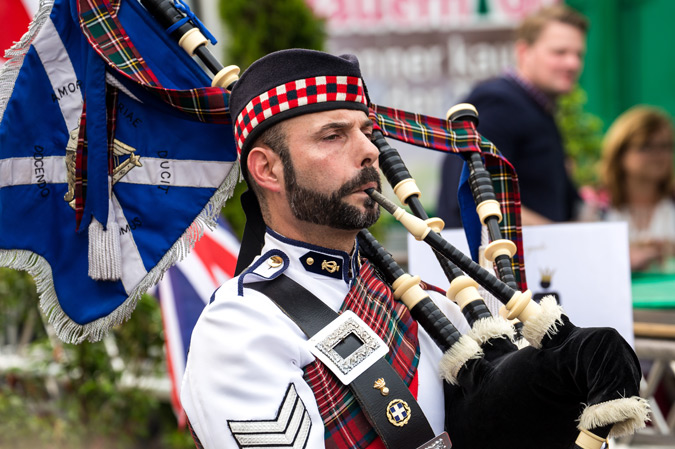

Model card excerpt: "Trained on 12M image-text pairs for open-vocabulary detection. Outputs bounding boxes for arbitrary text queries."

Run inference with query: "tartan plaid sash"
[303,259,420,449]
[76,0,231,124]
[369,103,526,291]
[369,103,487,155]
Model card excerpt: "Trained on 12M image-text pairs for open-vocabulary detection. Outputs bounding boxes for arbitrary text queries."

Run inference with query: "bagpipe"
[358,103,649,449]
[0,1,648,448]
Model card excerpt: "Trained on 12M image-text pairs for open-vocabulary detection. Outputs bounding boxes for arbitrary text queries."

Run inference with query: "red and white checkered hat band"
[234,75,368,153]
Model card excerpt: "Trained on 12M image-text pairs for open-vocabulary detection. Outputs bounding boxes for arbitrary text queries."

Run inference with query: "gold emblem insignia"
[321,260,339,273]
[63,125,80,209]
[386,399,411,427]
[373,378,389,396]
[111,140,142,184]
[63,123,142,210]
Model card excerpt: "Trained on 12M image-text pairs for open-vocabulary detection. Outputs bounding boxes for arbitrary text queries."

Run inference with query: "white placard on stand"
[408,221,634,346]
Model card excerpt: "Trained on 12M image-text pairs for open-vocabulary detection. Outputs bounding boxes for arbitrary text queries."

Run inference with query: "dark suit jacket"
[437,76,580,227]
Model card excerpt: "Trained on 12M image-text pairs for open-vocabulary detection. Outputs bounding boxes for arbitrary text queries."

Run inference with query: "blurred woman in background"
[599,105,675,272]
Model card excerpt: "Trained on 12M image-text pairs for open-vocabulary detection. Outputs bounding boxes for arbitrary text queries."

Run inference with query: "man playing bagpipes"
[181,48,649,449]
[181,48,462,449]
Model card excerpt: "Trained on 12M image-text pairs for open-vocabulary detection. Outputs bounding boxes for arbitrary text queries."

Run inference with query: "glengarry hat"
[229,48,370,172]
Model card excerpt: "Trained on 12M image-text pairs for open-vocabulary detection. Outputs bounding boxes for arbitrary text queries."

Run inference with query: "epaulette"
[237,249,289,296]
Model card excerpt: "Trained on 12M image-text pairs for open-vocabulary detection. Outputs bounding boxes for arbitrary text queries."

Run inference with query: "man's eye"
[324,134,340,141]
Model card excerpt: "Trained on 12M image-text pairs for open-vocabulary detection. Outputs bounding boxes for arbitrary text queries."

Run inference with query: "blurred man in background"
[437,4,588,226]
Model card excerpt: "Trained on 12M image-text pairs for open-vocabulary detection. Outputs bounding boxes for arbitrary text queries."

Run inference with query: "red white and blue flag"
[157,218,239,425]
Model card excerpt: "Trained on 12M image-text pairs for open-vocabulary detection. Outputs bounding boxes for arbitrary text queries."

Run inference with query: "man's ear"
[514,39,530,69]
[247,146,283,193]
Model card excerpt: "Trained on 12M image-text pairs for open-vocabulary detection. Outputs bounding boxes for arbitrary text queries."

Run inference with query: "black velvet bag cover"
[445,315,642,449]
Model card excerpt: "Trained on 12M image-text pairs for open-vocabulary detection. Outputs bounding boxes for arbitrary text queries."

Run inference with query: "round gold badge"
[386,399,411,427]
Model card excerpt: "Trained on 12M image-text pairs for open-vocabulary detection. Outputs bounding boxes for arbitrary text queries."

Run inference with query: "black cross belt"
[247,275,437,449]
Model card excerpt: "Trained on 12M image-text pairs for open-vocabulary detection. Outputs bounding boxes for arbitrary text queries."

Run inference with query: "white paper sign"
[408,222,634,346]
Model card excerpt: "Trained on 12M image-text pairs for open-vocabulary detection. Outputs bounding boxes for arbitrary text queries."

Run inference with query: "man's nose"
[565,52,583,71]
[357,132,379,168]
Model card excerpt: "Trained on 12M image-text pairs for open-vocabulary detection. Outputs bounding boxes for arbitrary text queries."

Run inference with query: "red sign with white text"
[307,0,558,35]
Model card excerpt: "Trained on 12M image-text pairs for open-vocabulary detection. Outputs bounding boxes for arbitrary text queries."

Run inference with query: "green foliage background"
[556,86,604,187]
[0,269,194,449]
[219,0,325,71]
[219,0,326,240]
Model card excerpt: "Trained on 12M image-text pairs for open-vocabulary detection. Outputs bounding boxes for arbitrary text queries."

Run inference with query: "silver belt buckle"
[307,310,389,385]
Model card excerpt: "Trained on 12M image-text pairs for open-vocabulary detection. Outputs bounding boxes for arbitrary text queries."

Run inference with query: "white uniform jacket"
[181,229,470,449]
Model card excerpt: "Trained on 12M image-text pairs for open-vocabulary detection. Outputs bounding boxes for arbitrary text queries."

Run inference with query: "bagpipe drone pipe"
[363,104,649,449]
[136,1,649,447]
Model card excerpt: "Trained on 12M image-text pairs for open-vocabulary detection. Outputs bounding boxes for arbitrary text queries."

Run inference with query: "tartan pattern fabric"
[78,0,159,85]
[234,76,367,153]
[76,0,231,124]
[419,280,447,296]
[106,85,118,175]
[303,259,420,449]
[370,103,486,155]
[74,105,88,230]
[484,155,525,284]
[369,103,526,290]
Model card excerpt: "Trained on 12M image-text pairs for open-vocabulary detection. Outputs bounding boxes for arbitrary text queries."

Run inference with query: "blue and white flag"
[0,0,238,343]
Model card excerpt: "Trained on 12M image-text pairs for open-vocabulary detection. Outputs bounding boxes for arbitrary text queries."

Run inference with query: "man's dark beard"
[283,155,381,230]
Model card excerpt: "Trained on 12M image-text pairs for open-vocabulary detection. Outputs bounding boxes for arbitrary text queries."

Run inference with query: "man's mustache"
[335,167,381,199]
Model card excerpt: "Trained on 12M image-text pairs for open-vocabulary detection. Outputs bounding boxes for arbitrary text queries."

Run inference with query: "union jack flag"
[157,218,239,425]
